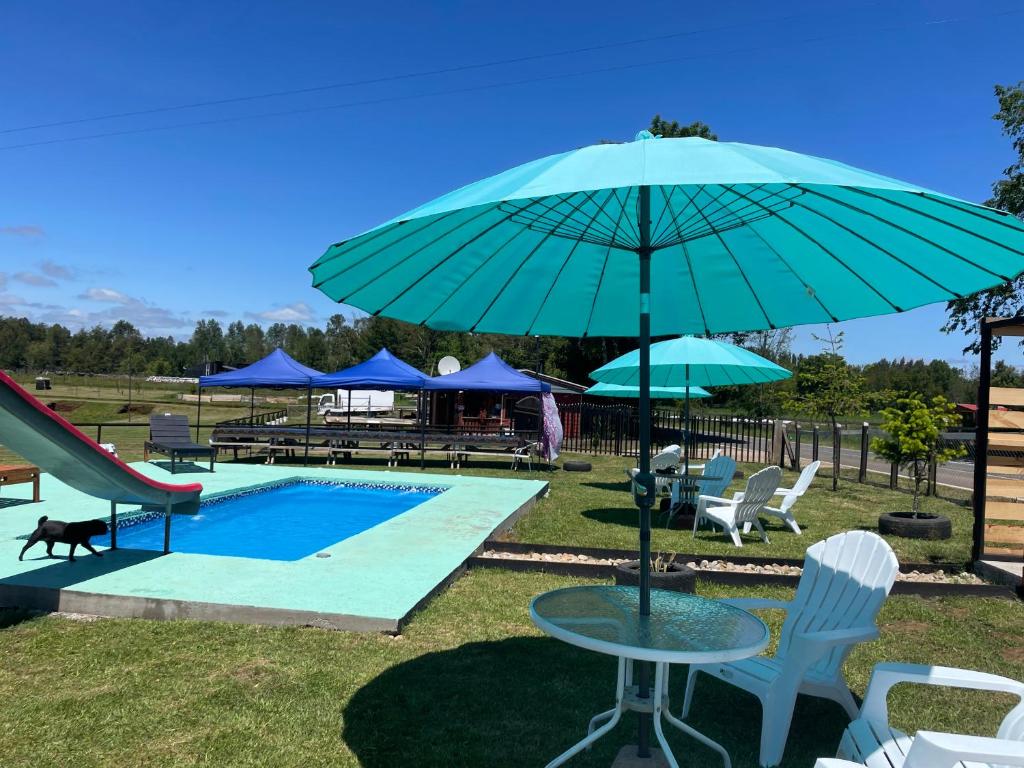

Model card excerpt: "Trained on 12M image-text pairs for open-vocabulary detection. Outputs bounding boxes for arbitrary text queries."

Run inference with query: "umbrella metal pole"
[196,386,202,442]
[419,389,426,470]
[250,387,254,422]
[635,184,654,757]
[683,364,691,478]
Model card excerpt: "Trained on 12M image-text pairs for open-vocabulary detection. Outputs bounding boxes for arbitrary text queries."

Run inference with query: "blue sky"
[1,0,1021,366]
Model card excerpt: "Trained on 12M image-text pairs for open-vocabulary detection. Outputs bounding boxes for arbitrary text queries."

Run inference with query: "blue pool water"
[95,480,443,561]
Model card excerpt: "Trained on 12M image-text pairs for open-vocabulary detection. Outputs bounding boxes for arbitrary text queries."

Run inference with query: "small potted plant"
[871,394,964,540]
[615,551,696,593]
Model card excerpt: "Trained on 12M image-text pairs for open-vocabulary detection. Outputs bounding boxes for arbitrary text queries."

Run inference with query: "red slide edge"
[0,369,203,495]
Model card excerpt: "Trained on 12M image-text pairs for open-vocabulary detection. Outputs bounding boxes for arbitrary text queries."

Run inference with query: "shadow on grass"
[343,637,848,767]
[581,480,631,493]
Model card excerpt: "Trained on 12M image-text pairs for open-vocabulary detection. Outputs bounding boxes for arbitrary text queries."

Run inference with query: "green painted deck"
[0,462,548,631]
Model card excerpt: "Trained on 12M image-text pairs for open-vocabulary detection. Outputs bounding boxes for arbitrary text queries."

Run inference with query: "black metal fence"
[559,402,776,463]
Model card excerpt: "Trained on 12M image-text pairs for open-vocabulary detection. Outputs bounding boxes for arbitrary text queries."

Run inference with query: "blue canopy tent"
[314,347,430,466]
[425,352,552,454]
[198,348,323,464]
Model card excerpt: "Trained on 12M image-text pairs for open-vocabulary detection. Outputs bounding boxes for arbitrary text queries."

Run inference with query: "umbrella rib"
[917,192,1024,231]
[500,190,627,249]
[311,209,466,286]
[468,189,609,333]
[739,217,842,323]
[804,186,1020,279]
[525,188,622,335]
[322,208,497,299]
[777,191,966,298]
[660,185,711,335]
[418,224,534,326]
[369,204,541,314]
[722,184,904,312]
[582,192,632,337]
[676,184,776,329]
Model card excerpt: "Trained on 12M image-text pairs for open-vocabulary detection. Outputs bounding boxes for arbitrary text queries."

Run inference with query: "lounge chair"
[692,465,781,546]
[625,444,681,493]
[144,413,215,474]
[681,531,899,767]
[828,662,1024,768]
[743,459,821,536]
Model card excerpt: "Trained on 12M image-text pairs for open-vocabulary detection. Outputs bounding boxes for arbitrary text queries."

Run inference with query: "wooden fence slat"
[985,500,1024,521]
[984,524,1024,545]
[989,387,1024,407]
[988,411,1024,429]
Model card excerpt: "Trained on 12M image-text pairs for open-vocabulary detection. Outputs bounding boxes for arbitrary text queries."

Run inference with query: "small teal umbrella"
[311,132,1024,755]
[586,381,711,399]
[592,335,790,475]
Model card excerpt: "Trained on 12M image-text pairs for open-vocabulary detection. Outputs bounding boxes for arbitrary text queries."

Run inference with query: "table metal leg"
[658,663,733,768]
[546,657,626,768]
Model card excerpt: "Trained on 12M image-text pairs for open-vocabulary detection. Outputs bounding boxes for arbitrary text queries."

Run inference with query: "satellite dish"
[437,356,461,375]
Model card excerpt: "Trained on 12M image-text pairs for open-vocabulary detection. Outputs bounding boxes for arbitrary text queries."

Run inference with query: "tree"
[788,329,866,489]
[944,82,1024,352]
[649,115,718,140]
[871,394,965,516]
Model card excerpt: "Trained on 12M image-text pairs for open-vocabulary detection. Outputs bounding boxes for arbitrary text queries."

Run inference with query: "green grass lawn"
[1,569,1021,768]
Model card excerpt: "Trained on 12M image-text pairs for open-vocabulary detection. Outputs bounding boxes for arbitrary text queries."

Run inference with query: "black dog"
[19,516,108,562]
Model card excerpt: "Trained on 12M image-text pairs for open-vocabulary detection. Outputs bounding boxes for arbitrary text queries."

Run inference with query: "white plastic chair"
[626,444,681,493]
[834,662,1024,768]
[743,460,821,536]
[511,441,539,471]
[681,530,900,767]
[672,453,736,509]
[692,465,781,546]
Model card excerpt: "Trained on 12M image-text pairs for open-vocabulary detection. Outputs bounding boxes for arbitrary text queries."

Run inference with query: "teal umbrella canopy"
[310,134,1024,337]
[586,382,711,399]
[591,336,791,388]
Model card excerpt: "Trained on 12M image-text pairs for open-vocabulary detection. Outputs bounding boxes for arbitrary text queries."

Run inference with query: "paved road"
[796,444,975,490]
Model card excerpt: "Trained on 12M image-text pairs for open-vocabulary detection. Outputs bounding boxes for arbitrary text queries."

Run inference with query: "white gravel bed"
[479,550,984,585]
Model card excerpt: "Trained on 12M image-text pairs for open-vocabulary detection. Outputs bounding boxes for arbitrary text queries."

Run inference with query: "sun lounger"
[144,414,215,473]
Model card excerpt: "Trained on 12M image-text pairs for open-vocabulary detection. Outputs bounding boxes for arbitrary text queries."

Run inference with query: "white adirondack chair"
[681,530,900,767]
[692,465,781,546]
[670,453,736,509]
[743,459,821,535]
[626,444,681,493]
[833,662,1024,768]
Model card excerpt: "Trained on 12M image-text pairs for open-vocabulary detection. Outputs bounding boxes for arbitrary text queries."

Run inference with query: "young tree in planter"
[871,394,965,517]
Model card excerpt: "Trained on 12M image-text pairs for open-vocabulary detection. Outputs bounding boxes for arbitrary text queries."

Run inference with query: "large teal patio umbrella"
[310,131,1024,753]
[592,336,790,477]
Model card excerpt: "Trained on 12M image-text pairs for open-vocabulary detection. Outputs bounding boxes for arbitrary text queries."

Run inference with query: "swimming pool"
[95,480,445,561]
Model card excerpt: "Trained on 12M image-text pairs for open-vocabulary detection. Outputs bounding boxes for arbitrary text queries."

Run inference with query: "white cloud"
[0,273,6,289]
[79,287,132,304]
[246,302,316,323]
[0,225,44,237]
[13,271,57,287]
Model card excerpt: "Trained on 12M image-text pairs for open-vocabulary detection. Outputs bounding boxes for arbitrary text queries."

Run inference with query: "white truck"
[316,390,395,417]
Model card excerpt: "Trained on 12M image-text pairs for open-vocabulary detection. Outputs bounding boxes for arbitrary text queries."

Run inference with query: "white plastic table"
[530,585,770,768]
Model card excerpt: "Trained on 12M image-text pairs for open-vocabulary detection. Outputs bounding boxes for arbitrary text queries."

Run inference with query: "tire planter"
[563,460,592,472]
[878,512,952,540]
[614,560,696,593]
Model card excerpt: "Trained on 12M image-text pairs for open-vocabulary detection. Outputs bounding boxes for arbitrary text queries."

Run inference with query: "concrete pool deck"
[0,462,548,631]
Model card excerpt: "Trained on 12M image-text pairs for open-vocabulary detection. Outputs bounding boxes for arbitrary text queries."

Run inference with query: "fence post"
[794,422,801,471]
[858,422,869,483]
[927,457,938,498]
[97,425,102,444]
[812,426,819,462]
[832,424,841,491]
[890,462,898,490]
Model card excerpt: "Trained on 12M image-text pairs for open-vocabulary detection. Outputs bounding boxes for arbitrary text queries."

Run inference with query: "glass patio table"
[530,585,769,768]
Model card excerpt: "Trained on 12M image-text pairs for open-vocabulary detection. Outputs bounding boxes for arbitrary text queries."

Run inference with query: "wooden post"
[890,462,898,490]
[972,319,992,563]
[793,422,801,471]
[858,422,869,483]
[812,425,819,462]
[832,424,841,491]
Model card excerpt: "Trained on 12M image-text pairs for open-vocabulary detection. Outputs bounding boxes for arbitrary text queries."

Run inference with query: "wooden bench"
[0,464,40,502]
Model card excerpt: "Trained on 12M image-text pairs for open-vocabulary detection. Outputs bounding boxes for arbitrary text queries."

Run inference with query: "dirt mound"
[118,403,153,415]
[46,401,80,413]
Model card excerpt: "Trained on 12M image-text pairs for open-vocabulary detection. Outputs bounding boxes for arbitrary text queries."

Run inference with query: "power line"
[0,4,882,135]
[1,6,1018,152]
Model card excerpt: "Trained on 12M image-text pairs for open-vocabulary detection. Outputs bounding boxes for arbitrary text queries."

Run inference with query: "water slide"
[0,370,202,514]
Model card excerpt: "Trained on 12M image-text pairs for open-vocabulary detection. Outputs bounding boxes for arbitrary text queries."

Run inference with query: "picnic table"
[0,464,41,502]
[530,585,769,768]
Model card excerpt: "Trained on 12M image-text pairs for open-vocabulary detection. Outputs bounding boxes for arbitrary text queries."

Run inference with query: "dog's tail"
[37,515,48,526]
